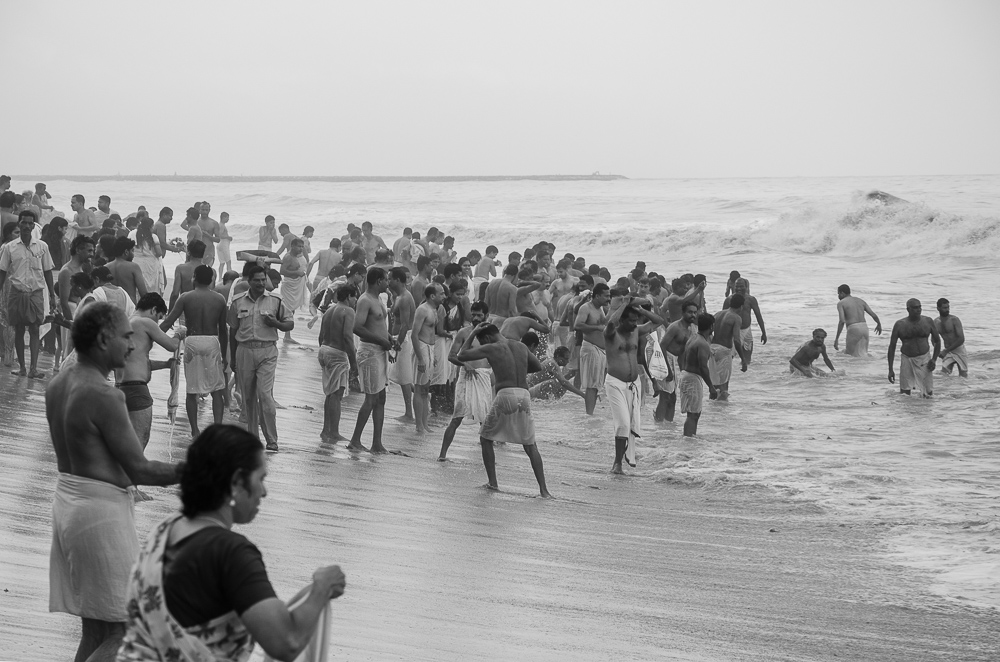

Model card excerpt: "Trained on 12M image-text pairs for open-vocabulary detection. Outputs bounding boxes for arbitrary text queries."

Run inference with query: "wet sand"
[0,320,997,661]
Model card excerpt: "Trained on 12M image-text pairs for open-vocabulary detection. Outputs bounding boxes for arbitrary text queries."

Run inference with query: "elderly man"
[47,302,182,661]
[0,211,56,378]
[887,298,941,397]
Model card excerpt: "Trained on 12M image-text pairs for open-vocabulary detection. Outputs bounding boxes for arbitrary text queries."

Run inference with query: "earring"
[229,498,236,507]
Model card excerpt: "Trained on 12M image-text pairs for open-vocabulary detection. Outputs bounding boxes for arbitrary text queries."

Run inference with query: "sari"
[116,514,256,662]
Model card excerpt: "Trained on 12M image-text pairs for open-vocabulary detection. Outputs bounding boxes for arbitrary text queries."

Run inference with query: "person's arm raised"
[241,564,346,662]
[456,323,491,362]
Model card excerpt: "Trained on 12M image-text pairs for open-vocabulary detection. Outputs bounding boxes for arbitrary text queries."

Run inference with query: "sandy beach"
[1,314,996,662]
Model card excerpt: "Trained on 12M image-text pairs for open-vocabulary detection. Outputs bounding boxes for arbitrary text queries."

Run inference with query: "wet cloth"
[357,341,388,394]
[605,374,640,467]
[579,340,607,390]
[480,387,536,445]
[116,514,256,662]
[453,366,493,422]
[678,370,704,414]
[733,327,753,360]
[412,340,435,387]
[845,322,869,357]
[900,350,933,396]
[119,381,153,411]
[184,336,225,394]
[133,238,165,294]
[662,351,679,394]
[7,287,45,326]
[387,334,414,386]
[942,344,968,373]
[50,473,139,622]
[709,344,733,385]
[280,258,309,313]
[318,345,351,395]
[432,335,453,385]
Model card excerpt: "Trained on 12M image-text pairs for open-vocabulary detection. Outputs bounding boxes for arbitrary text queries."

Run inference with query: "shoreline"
[1,316,996,661]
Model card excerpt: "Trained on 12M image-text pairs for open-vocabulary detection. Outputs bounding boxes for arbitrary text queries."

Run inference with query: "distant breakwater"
[18,174,628,183]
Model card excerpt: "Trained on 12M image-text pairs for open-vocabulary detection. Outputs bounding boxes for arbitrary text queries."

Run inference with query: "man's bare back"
[170,289,227,337]
[320,304,355,353]
[712,309,742,348]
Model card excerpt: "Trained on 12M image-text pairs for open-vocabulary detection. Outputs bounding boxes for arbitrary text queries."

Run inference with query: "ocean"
[29,173,1000,611]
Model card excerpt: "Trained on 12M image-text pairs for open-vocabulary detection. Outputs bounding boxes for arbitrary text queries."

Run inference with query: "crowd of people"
[0,175,971,661]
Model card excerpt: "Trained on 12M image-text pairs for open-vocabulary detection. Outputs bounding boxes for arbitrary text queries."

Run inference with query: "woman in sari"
[133,217,165,294]
[117,425,346,662]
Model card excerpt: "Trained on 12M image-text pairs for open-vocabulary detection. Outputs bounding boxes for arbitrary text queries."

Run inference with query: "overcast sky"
[5,0,999,178]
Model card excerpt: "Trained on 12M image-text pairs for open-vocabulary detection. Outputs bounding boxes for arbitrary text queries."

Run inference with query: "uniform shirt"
[0,238,54,292]
[228,290,290,343]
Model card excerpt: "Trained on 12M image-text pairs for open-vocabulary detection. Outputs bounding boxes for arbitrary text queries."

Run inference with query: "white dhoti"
[432,335,453,385]
[453,366,493,422]
[280,273,309,314]
[941,345,968,374]
[900,351,933,396]
[183,335,225,394]
[845,322,870,357]
[605,374,640,467]
[709,344,733,386]
[50,473,138,621]
[388,335,414,386]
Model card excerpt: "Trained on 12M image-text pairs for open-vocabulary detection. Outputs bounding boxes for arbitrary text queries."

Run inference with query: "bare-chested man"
[678,313,719,436]
[58,235,95,321]
[438,301,493,461]
[604,298,662,474]
[258,215,279,252]
[711,294,748,401]
[386,267,416,421]
[575,283,611,414]
[722,278,766,363]
[500,311,550,342]
[349,267,394,453]
[514,267,544,315]
[887,298,941,397]
[484,264,539,325]
[412,283,445,434]
[318,285,359,442]
[307,238,343,291]
[47,302,182,662]
[934,298,967,377]
[122,293,182,448]
[168,239,207,310]
[161,265,228,437]
[834,284,882,357]
[660,278,706,324]
[456,322,550,497]
[410,255,433,306]
[789,329,836,377]
[656,300,699,422]
[106,236,148,304]
[185,201,220,267]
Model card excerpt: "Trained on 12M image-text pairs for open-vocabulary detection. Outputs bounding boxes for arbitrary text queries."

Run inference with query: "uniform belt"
[241,340,276,348]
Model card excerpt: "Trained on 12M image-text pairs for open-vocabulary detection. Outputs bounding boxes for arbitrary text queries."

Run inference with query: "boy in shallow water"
[789,328,837,377]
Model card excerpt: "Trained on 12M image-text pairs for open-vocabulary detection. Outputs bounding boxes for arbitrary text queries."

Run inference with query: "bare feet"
[437,456,448,462]
[346,442,368,452]
[539,491,553,499]
[28,370,45,379]
[483,483,499,491]
[369,444,389,454]
[283,336,300,345]
[395,414,415,422]
[611,463,624,475]
[11,368,25,377]
[321,433,347,443]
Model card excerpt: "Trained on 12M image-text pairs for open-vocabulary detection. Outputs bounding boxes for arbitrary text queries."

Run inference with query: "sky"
[5,0,1000,178]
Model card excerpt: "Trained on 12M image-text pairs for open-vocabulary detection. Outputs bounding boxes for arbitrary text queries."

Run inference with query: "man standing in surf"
[678,313,719,437]
[834,284,882,357]
[575,283,611,414]
[604,298,662,474]
[456,322,551,498]
[887,298,941,397]
[934,298,967,377]
[349,267,394,454]
[722,278,766,363]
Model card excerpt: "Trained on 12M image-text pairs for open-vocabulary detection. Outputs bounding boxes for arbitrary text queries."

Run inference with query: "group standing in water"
[0,175,975,661]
